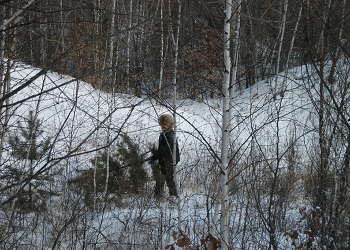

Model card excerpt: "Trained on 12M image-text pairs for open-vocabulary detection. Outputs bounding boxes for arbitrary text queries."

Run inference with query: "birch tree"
[168,0,182,230]
[126,0,133,94]
[109,0,118,89]
[220,0,232,248]
[274,0,288,98]
[229,0,241,98]
[282,1,303,93]
[158,0,166,100]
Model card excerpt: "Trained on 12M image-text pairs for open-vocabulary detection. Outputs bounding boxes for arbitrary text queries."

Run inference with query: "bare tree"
[273,0,288,98]
[220,0,232,249]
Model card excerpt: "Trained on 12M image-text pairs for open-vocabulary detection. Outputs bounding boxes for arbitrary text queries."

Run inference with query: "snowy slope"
[2,61,323,249]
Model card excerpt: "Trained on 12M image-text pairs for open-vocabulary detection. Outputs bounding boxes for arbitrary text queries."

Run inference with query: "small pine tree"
[6,110,52,212]
[116,133,148,194]
[69,150,126,209]
[8,111,51,160]
[90,150,126,193]
[69,133,148,208]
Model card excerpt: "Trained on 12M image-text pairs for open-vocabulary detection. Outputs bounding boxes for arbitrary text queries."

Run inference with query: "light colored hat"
[158,114,175,128]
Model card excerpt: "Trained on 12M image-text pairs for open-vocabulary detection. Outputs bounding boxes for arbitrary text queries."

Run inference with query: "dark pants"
[154,162,178,197]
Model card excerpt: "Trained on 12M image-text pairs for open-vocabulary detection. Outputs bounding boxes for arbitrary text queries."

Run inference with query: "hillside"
[1,61,349,249]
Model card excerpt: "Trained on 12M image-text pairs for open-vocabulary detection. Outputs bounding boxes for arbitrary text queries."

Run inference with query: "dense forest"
[3,0,349,98]
[1,0,350,249]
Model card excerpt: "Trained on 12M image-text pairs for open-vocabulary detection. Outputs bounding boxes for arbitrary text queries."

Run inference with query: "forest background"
[1,0,350,249]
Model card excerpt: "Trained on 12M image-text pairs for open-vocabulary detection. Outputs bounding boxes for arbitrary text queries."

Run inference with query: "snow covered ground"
[1,61,326,249]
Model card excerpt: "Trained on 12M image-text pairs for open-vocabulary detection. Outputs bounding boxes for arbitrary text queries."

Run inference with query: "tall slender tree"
[274,0,288,98]
[220,0,232,248]
[168,0,182,230]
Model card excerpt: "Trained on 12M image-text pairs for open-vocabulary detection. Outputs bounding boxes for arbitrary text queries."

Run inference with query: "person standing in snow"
[149,114,180,199]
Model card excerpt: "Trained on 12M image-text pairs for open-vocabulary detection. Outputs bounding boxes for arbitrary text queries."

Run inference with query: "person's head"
[158,114,175,131]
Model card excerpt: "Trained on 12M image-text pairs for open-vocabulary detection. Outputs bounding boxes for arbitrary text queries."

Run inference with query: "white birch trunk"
[93,92,101,211]
[104,0,118,201]
[63,81,80,207]
[92,1,100,212]
[59,0,64,50]
[40,6,47,64]
[144,0,161,94]
[230,0,241,99]
[274,0,288,96]
[283,1,302,92]
[220,0,232,249]
[109,0,117,88]
[0,60,11,167]
[169,0,182,230]
[126,0,133,94]
[92,0,102,211]
[93,0,102,85]
[158,0,165,100]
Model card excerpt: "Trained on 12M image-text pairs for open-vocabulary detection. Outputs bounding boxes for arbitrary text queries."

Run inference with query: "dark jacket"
[150,129,180,166]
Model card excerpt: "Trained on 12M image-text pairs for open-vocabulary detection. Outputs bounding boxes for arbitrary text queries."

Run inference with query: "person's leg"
[163,165,178,197]
[154,179,165,198]
[152,164,165,198]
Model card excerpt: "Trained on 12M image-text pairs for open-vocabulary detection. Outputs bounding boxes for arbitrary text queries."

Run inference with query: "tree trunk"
[169,0,182,230]
[282,2,303,93]
[126,0,133,94]
[220,0,232,248]
[274,0,288,98]
[230,0,241,99]
[109,0,117,90]
[158,0,165,100]
[0,61,11,167]
[316,0,332,245]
